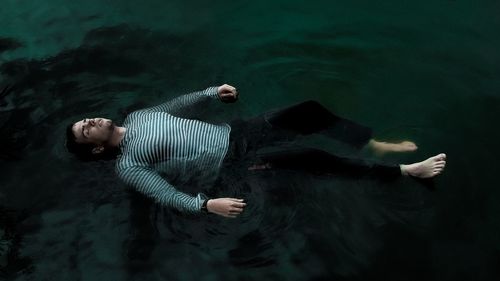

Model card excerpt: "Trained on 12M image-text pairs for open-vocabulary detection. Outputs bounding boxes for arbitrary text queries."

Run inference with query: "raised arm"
[142,84,238,116]
[117,165,207,214]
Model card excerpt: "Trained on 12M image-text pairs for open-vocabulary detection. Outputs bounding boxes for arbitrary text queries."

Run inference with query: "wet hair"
[65,123,119,161]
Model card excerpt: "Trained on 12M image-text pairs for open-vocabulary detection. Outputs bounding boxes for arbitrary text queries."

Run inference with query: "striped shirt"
[116,87,231,214]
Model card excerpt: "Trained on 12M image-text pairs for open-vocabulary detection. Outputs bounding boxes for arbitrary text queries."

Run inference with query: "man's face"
[72,117,115,145]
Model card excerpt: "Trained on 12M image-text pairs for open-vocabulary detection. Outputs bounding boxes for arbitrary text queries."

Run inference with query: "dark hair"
[65,123,119,161]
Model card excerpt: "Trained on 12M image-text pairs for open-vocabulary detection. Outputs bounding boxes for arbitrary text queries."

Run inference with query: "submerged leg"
[264,100,373,149]
[252,147,402,180]
[250,148,447,180]
[264,100,419,154]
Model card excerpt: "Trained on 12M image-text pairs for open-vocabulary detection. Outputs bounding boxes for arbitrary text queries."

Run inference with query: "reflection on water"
[1,1,500,280]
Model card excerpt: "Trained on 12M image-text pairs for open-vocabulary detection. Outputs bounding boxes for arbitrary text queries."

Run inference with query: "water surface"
[1,1,499,280]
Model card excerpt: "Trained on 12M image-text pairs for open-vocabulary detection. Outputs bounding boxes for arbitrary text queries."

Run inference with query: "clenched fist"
[217,84,239,103]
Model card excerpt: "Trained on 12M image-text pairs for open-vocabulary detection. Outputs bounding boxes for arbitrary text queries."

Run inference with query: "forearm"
[143,86,220,115]
[118,166,207,214]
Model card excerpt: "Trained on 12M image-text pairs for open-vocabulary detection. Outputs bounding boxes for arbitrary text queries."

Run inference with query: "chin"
[108,121,115,131]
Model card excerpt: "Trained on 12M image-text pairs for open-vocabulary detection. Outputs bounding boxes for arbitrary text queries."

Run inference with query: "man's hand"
[217,84,238,103]
[206,198,246,218]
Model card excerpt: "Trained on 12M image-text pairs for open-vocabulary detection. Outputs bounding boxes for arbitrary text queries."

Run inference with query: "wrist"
[214,86,222,100]
[202,199,211,213]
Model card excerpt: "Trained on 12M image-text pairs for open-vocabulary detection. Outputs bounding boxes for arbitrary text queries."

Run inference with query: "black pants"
[225,100,401,180]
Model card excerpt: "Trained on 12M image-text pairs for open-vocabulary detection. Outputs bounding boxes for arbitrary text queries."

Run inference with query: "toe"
[404,141,417,148]
[431,155,441,161]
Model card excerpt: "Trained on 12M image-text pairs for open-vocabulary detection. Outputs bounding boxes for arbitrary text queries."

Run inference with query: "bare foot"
[400,153,446,178]
[368,139,418,155]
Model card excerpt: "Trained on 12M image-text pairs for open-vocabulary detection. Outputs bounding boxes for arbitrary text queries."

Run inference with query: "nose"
[89,119,96,126]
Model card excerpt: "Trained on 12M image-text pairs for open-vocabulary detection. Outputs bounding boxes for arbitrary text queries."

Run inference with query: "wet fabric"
[116,87,230,214]
[223,100,401,180]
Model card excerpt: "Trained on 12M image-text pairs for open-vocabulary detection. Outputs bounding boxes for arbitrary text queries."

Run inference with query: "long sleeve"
[117,165,208,214]
[116,85,230,215]
[142,86,220,116]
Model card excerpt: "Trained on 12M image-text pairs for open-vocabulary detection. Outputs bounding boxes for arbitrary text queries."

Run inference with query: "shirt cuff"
[197,193,209,213]
[203,86,221,101]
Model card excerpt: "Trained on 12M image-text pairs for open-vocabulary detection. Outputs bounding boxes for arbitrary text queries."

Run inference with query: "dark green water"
[1,0,499,280]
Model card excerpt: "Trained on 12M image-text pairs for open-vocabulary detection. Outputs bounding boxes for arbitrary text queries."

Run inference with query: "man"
[66,84,446,218]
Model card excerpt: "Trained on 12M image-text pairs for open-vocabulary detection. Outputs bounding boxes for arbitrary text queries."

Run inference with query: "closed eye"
[82,119,88,138]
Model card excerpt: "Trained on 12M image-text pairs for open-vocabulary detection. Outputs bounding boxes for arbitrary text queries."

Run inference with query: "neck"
[107,126,127,148]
